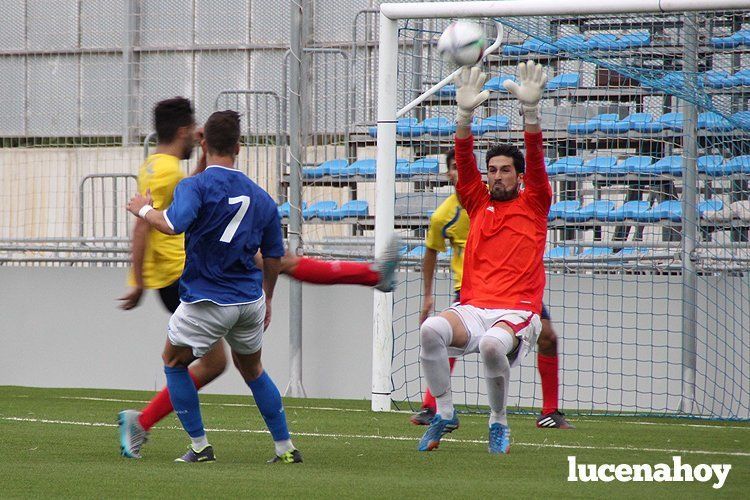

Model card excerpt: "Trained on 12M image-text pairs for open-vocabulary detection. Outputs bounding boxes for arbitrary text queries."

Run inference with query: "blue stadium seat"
[711,29,750,49]
[303,200,338,219]
[556,34,587,51]
[348,158,376,177]
[612,31,651,49]
[726,155,750,174]
[609,200,651,221]
[548,200,581,220]
[303,159,348,178]
[585,33,618,50]
[587,156,618,175]
[502,44,529,56]
[652,200,683,222]
[474,115,510,135]
[278,201,307,218]
[547,73,580,90]
[545,245,577,259]
[731,111,750,131]
[396,117,424,137]
[436,84,456,97]
[728,69,750,87]
[698,112,733,132]
[658,112,684,131]
[625,113,663,133]
[697,200,724,219]
[567,113,619,134]
[620,156,654,174]
[568,200,616,222]
[422,117,456,136]
[406,245,426,259]
[484,74,516,92]
[412,158,440,175]
[644,155,682,175]
[702,70,733,89]
[698,155,730,176]
[580,247,613,257]
[371,117,420,138]
[328,160,353,177]
[547,157,583,175]
[319,200,369,220]
[524,38,559,54]
[598,116,630,134]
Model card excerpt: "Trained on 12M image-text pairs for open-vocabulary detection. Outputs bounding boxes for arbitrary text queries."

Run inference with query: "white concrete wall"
[0,267,747,418]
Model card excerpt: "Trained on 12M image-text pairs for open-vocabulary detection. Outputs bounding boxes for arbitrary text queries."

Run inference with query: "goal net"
[373,3,749,419]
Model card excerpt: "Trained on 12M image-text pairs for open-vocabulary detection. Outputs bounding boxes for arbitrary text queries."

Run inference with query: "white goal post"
[371,0,750,412]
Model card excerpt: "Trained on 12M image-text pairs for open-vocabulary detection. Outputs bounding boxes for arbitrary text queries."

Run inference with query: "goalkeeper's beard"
[489,182,520,202]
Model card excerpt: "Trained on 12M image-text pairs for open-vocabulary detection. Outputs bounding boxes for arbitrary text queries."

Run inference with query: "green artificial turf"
[0,386,747,498]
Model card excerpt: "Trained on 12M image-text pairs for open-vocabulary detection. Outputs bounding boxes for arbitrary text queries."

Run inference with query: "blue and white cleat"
[417,414,459,451]
[374,234,404,292]
[118,409,148,459]
[488,422,511,454]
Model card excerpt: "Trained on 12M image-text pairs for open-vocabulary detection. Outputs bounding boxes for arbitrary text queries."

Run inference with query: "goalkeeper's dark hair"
[445,148,456,168]
[153,97,195,143]
[204,110,241,157]
[486,143,525,174]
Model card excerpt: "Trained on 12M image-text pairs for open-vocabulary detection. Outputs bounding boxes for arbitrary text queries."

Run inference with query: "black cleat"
[267,449,303,464]
[410,407,436,426]
[537,410,575,429]
[175,444,216,463]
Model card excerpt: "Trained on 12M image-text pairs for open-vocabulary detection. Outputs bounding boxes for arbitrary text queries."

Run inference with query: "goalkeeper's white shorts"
[167,298,265,358]
[446,305,541,368]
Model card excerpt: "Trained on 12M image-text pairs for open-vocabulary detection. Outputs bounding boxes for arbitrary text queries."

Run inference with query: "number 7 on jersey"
[220,195,250,243]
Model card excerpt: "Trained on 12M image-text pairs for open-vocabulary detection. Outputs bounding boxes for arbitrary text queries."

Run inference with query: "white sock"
[274,439,295,456]
[191,434,209,451]
[479,331,514,427]
[435,393,455,420]
[419,316,454,419]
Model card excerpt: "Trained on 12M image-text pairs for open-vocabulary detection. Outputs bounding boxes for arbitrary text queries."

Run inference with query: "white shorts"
[446,304,541,368]
[167,299,265,358]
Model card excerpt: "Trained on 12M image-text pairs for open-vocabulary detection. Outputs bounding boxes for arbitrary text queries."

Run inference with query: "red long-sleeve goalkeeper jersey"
[455,131,552,314]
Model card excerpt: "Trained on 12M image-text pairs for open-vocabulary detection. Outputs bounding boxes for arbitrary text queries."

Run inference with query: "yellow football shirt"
[127,154,186,289]
[425,194,469,291]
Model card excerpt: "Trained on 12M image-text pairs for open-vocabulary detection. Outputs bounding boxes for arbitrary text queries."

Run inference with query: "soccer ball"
[437,21,487,67]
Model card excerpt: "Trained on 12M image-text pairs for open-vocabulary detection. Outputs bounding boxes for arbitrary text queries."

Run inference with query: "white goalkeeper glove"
[502,60,548,125]
[455,66,490,127]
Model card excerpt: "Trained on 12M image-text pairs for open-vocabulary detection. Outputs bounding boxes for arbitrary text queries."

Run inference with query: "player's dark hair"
[445,148,456,169]
[153,97,195,144]
[486,143,525,174]
[204,110,241,157]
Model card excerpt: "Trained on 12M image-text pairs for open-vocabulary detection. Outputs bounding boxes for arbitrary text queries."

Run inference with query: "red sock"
[538,353,559,415]
[421,357,457,410]
[138,371,202,431]
[290,257,379,286]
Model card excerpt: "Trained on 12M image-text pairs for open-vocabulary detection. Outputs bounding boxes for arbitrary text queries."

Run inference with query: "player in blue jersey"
[126,110,301,464]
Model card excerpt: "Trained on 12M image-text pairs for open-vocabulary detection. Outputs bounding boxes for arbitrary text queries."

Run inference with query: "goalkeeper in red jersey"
[418,61,556,454]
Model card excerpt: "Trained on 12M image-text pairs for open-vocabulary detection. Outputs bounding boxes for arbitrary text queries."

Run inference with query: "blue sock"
[164,365,205,438]
[247,371,290,442]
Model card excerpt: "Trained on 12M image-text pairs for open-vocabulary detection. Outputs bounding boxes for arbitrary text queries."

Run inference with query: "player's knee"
[420,316,452,352]
[478,335,505,361]
[162,351,189,368]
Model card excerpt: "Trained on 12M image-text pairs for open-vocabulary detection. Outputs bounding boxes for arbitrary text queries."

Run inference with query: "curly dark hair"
[486,143,525,174]
[153,97,195,143]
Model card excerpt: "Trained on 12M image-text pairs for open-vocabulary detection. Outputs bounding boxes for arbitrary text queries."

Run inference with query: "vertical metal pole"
[285,0,307,398]
[410,20,425,122]
[679,12,699,415]
[372,13,398,412]
[123,0,140,146]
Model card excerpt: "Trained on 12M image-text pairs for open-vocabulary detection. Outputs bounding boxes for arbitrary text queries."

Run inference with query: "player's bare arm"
[420,248,439,325]
[118,217,149,310]
[126,189,177,236]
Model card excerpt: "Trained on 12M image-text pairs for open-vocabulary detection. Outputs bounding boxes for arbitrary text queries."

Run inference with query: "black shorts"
[158,280,180,314]
[454,289,551,320]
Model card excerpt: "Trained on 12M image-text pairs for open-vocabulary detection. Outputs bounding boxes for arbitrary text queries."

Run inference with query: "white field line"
[53,395,750,431]
[2,416,749,458]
